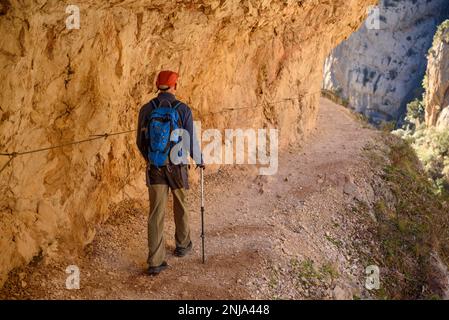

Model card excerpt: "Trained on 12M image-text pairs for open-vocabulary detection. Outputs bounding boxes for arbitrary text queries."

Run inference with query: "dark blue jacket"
[136,92,201,164]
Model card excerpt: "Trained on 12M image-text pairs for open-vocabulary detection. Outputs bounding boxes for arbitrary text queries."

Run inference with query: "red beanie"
[156,70,179,89]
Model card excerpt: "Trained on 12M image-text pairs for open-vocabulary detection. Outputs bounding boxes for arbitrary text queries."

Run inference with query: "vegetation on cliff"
[395,20,449,194]
[366,135,449,299]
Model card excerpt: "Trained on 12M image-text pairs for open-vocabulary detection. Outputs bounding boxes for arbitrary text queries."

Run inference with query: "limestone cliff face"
[0,0,375,286]
[323,0,449,124]
[425,21,449,128]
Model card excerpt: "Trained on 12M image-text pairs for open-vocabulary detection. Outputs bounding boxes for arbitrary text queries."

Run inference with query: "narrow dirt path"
[1,98,382,300]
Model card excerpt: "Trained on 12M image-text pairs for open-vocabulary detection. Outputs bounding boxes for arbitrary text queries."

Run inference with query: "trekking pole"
[200,167,205,264]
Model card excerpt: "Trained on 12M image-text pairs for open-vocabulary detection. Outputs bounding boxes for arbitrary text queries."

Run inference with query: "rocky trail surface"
[0,98,383,300]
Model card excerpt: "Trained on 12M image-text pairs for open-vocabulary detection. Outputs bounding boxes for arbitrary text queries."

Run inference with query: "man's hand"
[196,163,205,170]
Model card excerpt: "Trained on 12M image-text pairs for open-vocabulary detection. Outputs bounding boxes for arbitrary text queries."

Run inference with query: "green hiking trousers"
[146,165,191,267]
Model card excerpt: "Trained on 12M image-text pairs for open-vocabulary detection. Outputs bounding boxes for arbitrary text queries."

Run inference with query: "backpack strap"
[151,98,159,109]
[172,100,183,127]
[148,98,183,125]
[141,100,157,135]
[155,98,179,109]
[151,97,182,109]
[142,99,158,132]
[173,101,182,109]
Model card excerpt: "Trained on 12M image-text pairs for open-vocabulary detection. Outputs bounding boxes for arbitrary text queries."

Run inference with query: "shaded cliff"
[0,0,376,287]
[323,0,449,124]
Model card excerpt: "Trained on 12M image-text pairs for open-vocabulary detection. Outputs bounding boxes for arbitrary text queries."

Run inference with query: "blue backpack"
[145,99,183,167]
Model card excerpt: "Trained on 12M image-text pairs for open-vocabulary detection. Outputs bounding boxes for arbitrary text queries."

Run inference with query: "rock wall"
[425,20,449,128]
[0,0,375,286]
[323,0,449,124]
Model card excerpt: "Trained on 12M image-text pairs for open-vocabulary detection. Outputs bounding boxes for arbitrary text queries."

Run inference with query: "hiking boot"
[147,261,168,276]
[174,241,192,257]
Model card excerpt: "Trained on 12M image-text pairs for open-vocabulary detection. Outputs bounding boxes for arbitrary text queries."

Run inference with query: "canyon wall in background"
[323,0,449,124]
[425,21,449,128]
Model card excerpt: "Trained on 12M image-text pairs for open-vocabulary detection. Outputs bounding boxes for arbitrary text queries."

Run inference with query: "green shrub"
[405,98,425,126]
[411,128,449,193]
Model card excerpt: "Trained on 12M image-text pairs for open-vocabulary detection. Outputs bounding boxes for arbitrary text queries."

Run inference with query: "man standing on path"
[136,70,204,276]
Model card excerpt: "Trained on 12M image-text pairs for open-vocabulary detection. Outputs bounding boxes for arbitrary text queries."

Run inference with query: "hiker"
[136,70,204,276]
